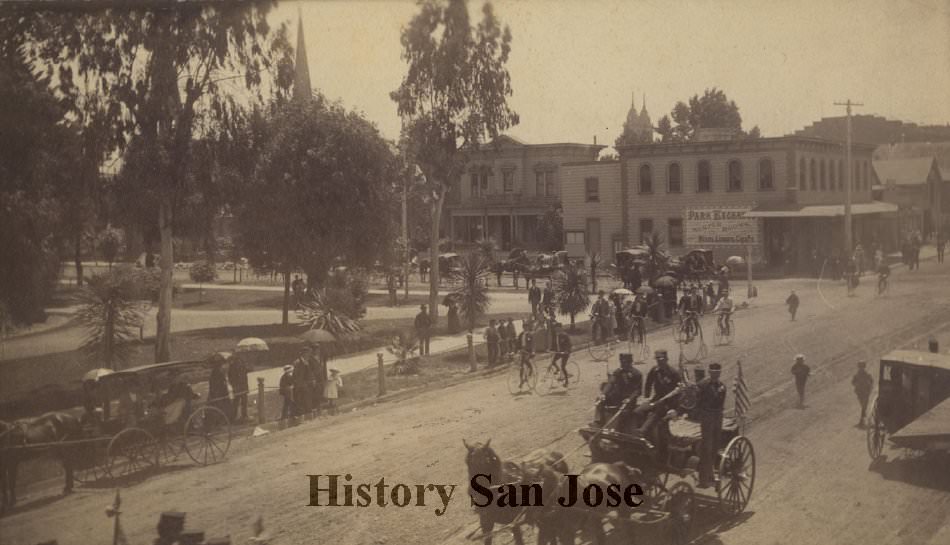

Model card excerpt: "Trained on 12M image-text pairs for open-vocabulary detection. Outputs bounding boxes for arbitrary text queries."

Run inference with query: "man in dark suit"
[415,304,432,355]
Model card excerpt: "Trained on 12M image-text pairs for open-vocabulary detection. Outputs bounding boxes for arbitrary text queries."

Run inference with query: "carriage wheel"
[107,428,157,479]
[667,482,695,545]
[717,436,755,516]
[507,363,537,395]
[183,406,232,466]
[866,398,887,460]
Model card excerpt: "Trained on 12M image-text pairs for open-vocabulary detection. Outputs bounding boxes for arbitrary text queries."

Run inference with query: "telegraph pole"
[834,99,863,256]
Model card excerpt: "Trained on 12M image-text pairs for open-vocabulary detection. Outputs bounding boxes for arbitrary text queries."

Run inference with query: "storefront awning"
[744,201,899,218]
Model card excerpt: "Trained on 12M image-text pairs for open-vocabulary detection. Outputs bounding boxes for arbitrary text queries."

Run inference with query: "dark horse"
[1,412,82,513]
[464,439,637,545]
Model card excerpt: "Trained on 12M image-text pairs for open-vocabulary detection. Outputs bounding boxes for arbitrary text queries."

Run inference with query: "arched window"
[799,157,806,190]
[727,160,743,192]
[667,163,681,193]
[697,160,711,192]
[639,164,653,193]
[758,158,774,190]
[809,158,817,190]
[820,159,826,190]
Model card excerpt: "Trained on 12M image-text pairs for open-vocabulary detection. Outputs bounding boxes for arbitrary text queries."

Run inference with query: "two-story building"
[445,135,604,251]
[561,129,897,273]
[872,156,944,238]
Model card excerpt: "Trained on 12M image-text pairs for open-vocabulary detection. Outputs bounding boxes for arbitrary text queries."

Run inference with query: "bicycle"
[507,351,538,394]
[713,311,736,345]
[673,311,706,361]
[540,353,580,392]
[626,315,651,364]
[588,336,619,362]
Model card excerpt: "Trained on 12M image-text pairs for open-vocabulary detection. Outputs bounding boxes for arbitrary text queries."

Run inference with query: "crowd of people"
[276,343,340,425]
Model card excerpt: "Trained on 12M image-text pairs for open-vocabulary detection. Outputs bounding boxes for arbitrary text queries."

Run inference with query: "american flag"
[734,361,751,417]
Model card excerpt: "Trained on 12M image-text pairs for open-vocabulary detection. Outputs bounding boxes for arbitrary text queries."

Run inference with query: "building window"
[565,231,585,245]
[667,163,681,193]
[639,164,653,193]
[585,177,599,202]
[820,159,826,190]
[697,160,711,192]
[612,238,623,255]
[863,161,869,190]
[829,158,837,190]
[727,160,743,192]
[837,160,843,191]
[471,173,480,197]
[810,159,817,190]
[668,218,683,247]
[535,170,556,197]
[799,157,806,190]
[639,218,653,242]
[502,169,514,193]
[758,158,773,190]
[481,172,490,195]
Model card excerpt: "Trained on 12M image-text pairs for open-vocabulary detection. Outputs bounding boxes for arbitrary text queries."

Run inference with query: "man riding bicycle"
[550,322,573,387]
[712,289,734,335]
[877,261,891,295]
[677,287,702,340]
[591,290,612,344]
[517,327,536,389]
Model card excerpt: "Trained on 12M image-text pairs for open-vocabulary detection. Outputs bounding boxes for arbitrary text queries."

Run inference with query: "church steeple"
[293,9,312,102]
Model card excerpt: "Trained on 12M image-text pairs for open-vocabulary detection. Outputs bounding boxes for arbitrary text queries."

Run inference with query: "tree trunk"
[74,232,84,287]
[281,267,291,325]
[429,189,446,324]
[570,312,576,332]
[155,198,174,363]
[105,301,115,370]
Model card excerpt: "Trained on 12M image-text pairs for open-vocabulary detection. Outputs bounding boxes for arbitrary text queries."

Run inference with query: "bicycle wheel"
[713,319,724,345]
[565,360,581,388]
[679,328,705,361]
[588,342,611,362]
[507,363,537,394]
[540,365,560,393]
[725,319,736,344]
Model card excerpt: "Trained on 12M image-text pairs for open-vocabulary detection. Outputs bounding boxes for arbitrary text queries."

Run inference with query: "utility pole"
[834,99,863,256]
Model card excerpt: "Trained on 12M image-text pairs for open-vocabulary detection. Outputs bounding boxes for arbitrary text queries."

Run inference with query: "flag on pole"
[734,361,750,417]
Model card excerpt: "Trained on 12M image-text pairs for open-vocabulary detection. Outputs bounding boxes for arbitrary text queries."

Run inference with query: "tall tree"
[450,253,491,332]
[391,0,519,323]
[13,3,293,361]
[665,88,760,142]
[238,96,397,324]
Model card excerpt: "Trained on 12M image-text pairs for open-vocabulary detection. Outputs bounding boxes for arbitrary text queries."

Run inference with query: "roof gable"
[872,157,938,186]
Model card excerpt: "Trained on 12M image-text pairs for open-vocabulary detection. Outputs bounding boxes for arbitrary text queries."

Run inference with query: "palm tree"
[643,232,669,285]
[476,237,496,263]
[554,262,590,332]
[296,290,362,340]
[450,253,492,332]
[75,269,148,370]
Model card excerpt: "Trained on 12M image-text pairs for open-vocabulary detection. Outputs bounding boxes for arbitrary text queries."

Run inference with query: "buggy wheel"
[183,406,232,466]
[107,428,157,479]
[667,482,695,545]
[717,436,755,516]
[507,363,537,395]
[866,398,887,460]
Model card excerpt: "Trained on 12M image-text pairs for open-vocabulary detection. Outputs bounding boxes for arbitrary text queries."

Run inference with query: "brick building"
[445,135,604,251]
[562,130,897,273]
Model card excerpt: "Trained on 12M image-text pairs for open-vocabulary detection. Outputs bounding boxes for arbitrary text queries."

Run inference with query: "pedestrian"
[293,346,315,418]
[873,247,884,270]
[697,362,727,488]
[786,290,800,321]
[227,352,250,422]
[505,318,517,355]
[528,279,542,318]
[415,304,432,355]
[791,354,810,408]
[495,264,503,287]
[484,319,500,366]
[541,282,555,316]
[387,273,398,306]
[324,369,343,416]
[513,268,520,289]
[853,244,865,275]
[498,317,511,362]
[630,266,642,292]
[208,357,232,421]
[279,365,295,424]
[308,342,328,415]
[937,232,946,264]
[447,300,461,334]
[852,361,874,427]
[591,290,611,344]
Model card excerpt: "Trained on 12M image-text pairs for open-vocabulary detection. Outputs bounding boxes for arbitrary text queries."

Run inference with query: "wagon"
[866,349,950,460]
[578,386,755,543]
[72,359,233,483]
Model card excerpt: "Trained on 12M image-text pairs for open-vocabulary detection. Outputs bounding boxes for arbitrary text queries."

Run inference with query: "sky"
[274,0,950,149]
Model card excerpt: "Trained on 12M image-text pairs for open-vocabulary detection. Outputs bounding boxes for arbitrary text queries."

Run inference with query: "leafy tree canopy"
[656,88,760,143]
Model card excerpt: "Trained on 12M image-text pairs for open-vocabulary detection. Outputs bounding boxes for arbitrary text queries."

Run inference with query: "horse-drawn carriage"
[866,349,950,460]
[71,359,233,483]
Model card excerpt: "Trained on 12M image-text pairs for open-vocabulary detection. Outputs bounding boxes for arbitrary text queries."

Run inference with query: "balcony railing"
[450,193,560,208]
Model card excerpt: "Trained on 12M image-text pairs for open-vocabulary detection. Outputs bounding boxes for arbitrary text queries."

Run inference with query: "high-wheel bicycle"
[626,316,651,364]
[673,312,706,361]
[588,336,618,362]
[507,355,538,395]
[540,354,580,393]
[877,274,889,297]
[712,312,736,345]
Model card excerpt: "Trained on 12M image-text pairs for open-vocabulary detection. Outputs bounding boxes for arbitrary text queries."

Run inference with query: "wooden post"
[256,377,266,425]
[746,245,754,299]
[377,353,386,397]
[468,333,477,372]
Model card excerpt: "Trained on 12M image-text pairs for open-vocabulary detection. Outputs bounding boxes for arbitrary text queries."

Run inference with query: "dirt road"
[4,260,950,545]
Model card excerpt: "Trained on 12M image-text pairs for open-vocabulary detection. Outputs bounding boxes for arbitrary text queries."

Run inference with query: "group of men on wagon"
[596,349,727,488]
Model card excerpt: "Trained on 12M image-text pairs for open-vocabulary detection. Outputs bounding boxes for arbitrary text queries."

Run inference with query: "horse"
[0,412,83,513]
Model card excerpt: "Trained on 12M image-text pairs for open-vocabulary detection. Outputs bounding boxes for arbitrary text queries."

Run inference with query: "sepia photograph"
[1,0,949,544]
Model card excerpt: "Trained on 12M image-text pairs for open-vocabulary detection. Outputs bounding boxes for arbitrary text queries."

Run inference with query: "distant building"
[615,93,654,147]
[795,114,950,146]
[444,135,604,251]
[872,157,945,237]
[561,129,897,273]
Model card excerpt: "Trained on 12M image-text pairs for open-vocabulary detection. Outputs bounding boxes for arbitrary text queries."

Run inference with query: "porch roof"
[744,201,898,218]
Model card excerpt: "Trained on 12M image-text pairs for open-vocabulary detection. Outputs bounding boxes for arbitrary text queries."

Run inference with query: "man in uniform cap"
[598,353,643,431]
[791,354,810,408]
[697,362,727,488]
[155,511,186,545]
[639,349,683,462]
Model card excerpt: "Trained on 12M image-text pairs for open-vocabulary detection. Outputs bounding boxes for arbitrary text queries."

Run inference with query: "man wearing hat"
[279,364,295,424]
[697,362,727,488]
[293,346,315,419]
[791,354,810,408]
[228,352,250,422]
[639,349,683,461]
[415,305,432,356]
[599,353,643,431]
[591,290,612,344]
[550,322,573,387]
[852,361,874,427]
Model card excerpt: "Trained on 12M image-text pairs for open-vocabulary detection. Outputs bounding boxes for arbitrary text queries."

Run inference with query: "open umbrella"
[635,286,655,295]
[300,329,335,345]
[208,351,232,364]
[726,255,746,266]
[83,368,114,382]
[654,275,678,289]
[236,337,269,353]
[611,288,634,296]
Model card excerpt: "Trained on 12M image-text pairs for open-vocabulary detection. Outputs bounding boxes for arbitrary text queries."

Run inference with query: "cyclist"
[629,293,649,343]
[591,290,612,344]
[550,322,573,387]
[712,289,734,336]
[517,328,536,389]
[677,287,702,341]
[877,260,891,295]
